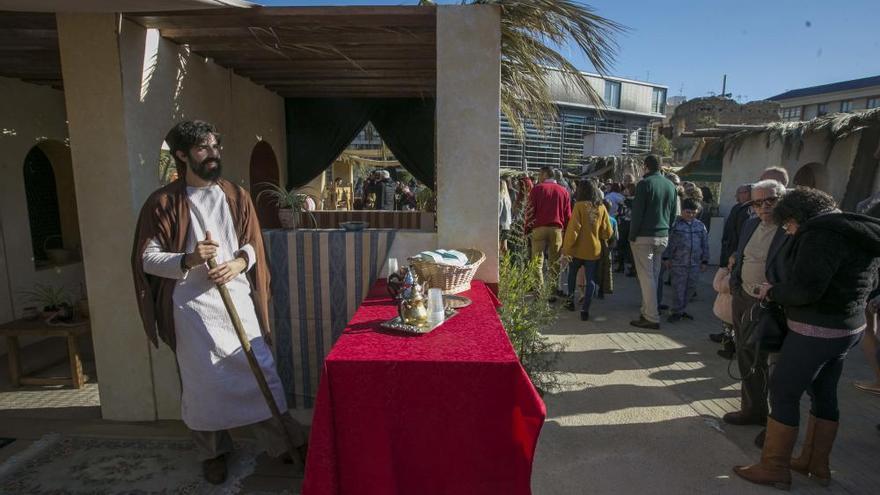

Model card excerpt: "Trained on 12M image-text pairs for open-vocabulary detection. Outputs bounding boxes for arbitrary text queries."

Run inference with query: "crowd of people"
[507,156,880,491]
[352,169,420,211]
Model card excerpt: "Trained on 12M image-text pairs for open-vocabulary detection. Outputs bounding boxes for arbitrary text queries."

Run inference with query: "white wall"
[719,131,863,215]
[0,77,86,354]
[57,14,287,421]
[436,5,501,283]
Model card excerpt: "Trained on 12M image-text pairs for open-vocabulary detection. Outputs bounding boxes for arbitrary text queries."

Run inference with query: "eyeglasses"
[751,197,778,208]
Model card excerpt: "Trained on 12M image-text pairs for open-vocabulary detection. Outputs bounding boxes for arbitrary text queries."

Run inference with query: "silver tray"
[443,294,472,309]
[380,308,459,335]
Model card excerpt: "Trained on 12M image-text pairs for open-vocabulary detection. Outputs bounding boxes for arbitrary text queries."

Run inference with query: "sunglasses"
[750,197,779,208]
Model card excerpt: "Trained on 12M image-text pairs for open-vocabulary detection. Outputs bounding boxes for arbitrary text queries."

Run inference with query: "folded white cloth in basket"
[415,249,469,267]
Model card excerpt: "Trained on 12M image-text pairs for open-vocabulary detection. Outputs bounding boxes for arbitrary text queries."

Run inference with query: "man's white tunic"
[142,184,286,431]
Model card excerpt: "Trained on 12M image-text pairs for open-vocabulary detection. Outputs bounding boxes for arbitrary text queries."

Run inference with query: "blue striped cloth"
[262,229,397,408]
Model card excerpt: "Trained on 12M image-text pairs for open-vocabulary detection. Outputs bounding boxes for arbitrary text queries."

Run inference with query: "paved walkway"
[533,270,880,494]
[1,271,879,493]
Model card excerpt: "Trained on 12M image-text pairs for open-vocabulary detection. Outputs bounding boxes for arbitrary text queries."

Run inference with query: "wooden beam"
[0,12,56,30]
[129,6,436,30]
[160,29,434,46]
[186,43,434,56]
[265,79,435,88]
[237,68,435,79]
[213,58,435,70]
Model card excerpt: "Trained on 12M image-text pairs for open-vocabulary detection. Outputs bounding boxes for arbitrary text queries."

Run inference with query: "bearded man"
[132,120,306,485]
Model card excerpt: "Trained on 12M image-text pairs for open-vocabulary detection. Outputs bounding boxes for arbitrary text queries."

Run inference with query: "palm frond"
[468,0,625,139]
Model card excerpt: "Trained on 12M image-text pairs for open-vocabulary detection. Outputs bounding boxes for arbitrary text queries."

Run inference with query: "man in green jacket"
[628,155,678,329]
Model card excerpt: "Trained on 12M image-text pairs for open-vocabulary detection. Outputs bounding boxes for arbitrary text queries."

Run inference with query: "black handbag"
[743,300,788,353]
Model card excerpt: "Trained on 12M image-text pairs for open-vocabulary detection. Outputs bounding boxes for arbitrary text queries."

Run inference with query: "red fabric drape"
[302,280,545,495]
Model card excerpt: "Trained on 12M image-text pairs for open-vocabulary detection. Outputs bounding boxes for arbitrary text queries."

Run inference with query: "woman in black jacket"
[734,187,880,490]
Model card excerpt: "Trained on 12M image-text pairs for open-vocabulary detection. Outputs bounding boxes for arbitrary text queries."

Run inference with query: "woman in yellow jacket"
[563,180,613,320]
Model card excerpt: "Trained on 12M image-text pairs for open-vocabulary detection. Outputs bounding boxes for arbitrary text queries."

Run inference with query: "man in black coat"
[725,179,792,427]
[719,184,754,266]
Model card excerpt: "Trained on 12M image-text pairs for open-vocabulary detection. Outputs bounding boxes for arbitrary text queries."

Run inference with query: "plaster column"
[57,14,157,421]
[436,5,501,283]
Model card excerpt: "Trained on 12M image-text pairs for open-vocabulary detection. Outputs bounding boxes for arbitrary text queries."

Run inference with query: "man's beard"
[190,157,222,181]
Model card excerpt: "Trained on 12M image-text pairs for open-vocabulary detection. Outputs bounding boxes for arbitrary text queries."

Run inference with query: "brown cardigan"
[131,178,271,350]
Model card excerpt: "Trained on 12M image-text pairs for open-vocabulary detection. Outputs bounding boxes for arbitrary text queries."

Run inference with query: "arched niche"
[23,140,80,267]
[249,140,281,228]
[793,162,822,189]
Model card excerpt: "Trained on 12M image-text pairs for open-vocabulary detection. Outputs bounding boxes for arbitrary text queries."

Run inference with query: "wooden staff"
[206,255,299,460]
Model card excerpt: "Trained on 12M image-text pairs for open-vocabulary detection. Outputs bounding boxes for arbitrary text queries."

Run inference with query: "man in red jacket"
[526,167,572,289]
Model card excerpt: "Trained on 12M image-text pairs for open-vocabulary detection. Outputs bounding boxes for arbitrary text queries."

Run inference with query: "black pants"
[732,289,769,419]
[770,330,862,426]
[616,220,632,269]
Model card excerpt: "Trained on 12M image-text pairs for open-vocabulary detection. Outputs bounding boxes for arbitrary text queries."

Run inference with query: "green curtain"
[285,98,436,190]
[285,98,375,189]
[370,98,436,190]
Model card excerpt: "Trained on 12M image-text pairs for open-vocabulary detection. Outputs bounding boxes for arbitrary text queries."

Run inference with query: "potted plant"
[255,183,316,229]
[18,283,74,322]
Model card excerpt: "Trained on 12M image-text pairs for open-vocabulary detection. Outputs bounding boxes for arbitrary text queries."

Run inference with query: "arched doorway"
[22,140,79,267]
[793,163,821,189]
[249,141,281,228]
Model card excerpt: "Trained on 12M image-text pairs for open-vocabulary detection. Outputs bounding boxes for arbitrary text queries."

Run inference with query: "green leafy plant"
[652,134,673,158]
[19,283,73,311]
[255,182,317,227]
[415,187,436,212]
[497,199,566,394]
[418,1,623,140]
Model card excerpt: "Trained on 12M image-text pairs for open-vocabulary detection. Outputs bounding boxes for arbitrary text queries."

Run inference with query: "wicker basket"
[408,249,486,295]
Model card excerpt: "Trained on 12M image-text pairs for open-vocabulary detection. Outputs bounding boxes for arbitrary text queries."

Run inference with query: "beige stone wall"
[719,131,863,215]
[0,77,86,354]
[57,14,288,421]
[436,5,501,283]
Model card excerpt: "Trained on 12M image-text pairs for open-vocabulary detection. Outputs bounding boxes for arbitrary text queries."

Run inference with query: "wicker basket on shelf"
[408,249,486,295]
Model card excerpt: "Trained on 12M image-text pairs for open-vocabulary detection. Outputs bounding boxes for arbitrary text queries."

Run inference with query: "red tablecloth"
[302,280,545,495]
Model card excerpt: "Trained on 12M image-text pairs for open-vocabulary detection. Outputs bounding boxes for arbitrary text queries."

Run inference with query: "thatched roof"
[723,108,880,159]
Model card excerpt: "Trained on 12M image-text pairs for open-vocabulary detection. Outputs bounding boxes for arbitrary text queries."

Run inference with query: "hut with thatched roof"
[716,108,880,215]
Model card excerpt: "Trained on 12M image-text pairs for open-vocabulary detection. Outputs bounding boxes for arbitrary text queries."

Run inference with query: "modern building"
[500,70,667,170]
[769,74,880,122]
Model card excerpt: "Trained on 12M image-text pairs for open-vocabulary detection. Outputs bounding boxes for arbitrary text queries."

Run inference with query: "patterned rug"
[0,433,261,494]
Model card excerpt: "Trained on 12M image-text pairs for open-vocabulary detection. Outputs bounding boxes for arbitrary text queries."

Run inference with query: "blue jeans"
[567,258,599,313]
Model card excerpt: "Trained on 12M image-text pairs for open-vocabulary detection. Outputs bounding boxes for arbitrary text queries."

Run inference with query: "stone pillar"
[57,14,157,421]
[436,5,501,283]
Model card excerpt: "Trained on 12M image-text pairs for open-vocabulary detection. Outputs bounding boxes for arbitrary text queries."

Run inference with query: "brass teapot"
[398,282,429,326]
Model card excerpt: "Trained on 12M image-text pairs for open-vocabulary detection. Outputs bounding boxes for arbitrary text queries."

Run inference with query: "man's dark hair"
[539,166,554,179]
[165,120,221,170]
[773,187,837,226]
[644,154,661,171]
[576,180,603,205]
[681,198,701,212]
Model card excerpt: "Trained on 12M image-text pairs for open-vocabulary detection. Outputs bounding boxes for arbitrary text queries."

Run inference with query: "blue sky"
[259,0,880,101]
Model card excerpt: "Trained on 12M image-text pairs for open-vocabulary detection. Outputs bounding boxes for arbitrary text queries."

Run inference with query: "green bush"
[497,200,565,394]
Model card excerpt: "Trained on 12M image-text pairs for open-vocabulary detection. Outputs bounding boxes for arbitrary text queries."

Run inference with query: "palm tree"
[421,0,625,139]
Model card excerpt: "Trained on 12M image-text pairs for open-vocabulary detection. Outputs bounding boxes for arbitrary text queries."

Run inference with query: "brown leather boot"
[792,415,837,486]
[790,414,816,476]
[733,417,798,490]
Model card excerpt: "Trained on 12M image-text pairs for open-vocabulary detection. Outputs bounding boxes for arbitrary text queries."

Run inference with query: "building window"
[867,97,880,109]
[781,107,802,121]
[604,80,621,109]
[840,100,853,112]
[817,103,828,116]
[651,88,667,114]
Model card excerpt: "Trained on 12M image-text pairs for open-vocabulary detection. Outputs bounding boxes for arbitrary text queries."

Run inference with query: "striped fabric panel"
[263,228,396,409]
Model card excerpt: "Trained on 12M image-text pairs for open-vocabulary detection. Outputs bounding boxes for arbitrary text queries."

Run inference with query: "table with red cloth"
[302,280,546,495]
